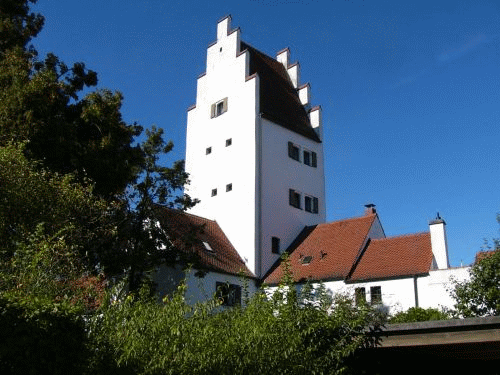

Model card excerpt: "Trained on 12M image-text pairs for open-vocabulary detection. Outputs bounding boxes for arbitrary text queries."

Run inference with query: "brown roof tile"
[156,209,255,278]
[264,214,376,285]
[348,232,433,282]
[240,42,321,143]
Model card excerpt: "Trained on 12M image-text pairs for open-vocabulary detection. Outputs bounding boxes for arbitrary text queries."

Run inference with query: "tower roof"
[240,42,321,143]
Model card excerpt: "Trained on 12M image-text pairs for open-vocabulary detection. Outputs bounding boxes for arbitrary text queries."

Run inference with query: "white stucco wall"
[154,265,258,306]
[185,21,260,275]
[259,118,326,275]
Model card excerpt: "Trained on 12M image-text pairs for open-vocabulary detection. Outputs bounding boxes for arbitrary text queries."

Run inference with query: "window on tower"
[288,142,300,161]
[305,195,319,214]
[206,146,212,155]
[211,188,217,197]
[289,189,301,209]
[303,149,317,168]
[211,97,228,118]
[271,236,280,254]
[225,138,232,147]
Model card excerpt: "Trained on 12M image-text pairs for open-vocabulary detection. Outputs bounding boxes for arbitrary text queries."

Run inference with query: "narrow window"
[216,282,241,306]
[271,237,280,254]
[211,188,217,197]
[305,196,312,212]
[370,286,382,305]
[312,197,319,214]
[206,146,212,155]
[288,142,300,161]
[226,183,232,192]
[303,150,311,166]
[355,287,366,306]
[289,189,301,209]
[311,152,317,168]
[226,138,232,147]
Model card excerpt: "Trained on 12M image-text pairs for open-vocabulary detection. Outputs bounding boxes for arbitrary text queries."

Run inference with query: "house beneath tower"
[153,16,470,314]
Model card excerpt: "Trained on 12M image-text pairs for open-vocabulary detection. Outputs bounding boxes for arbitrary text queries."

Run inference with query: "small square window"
[211,188,217,197]
[226,183,232,192]
[206,147,212,155]
[226,138,232,147]
[289,189,301,209]
[288,142,300,161]
[271,236,280,254]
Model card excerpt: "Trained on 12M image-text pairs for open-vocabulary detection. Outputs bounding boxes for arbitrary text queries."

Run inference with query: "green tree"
[451,248,500,318]
[450,213,500,317]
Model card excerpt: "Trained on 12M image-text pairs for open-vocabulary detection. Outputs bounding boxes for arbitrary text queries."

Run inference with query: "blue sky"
[32,0,499,266]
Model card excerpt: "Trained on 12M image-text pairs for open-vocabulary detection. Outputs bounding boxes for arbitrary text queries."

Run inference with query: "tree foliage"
[451,248,500,318]
[89,274,379,375]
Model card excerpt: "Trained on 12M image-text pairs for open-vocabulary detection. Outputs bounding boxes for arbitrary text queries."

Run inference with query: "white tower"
[185,16,326,277]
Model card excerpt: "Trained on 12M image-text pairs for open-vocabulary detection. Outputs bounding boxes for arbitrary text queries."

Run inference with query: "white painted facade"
[185,16,325,278]
[155,265,257,306]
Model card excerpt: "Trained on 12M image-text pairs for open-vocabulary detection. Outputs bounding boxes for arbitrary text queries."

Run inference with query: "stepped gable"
[348,232,433,282]
[240,41,321,143]
[156,208,255,278]
[264,214,376,285]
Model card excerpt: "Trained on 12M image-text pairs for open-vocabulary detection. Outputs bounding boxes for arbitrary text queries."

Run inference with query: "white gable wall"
[186,19,260,275]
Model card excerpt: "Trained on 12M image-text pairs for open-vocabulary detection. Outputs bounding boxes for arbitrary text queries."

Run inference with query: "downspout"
[413,275,419,308]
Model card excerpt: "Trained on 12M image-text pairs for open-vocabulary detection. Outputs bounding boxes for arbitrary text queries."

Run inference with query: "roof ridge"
[318,213,376,226]
[372,231,429,241]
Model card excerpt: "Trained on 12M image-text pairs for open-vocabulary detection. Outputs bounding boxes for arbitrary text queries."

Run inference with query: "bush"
[389,307,451,324]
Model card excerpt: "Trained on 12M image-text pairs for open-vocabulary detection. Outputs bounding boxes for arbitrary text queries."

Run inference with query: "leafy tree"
[451,248,500,318]
[89,270,380,375]
[450,213,500,317]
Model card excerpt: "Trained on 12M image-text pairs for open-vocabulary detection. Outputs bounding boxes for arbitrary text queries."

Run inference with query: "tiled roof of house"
[156,208,255,278]
[264,214,377,285]
[240,41,321,143]
[348,232,433,282]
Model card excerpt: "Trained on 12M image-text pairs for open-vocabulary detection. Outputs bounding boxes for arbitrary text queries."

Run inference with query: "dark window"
[301,255,313,265]
[370,286,382,305]
[288,142,300,161]
[272,236,280,254]
[311,152,317,168]
[226,138,232,147]
[289,189,301,209]
[206,147,212,155]
[355,287,366,306]
[313,197,319,214]
[303,150,311,166]
[226,183,232,192]
[216,282,241,306]
[211,188,217,197]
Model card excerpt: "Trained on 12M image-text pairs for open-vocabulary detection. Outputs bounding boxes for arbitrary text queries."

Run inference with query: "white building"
[156,16,469,313]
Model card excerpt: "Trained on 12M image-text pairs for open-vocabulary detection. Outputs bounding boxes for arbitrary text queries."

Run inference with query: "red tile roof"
[348,232,433,282]
[264,214,377,285]
[240,41,321,143]
[156,209,255,278]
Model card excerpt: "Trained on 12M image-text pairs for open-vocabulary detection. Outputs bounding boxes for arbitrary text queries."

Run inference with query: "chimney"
[429,212,450,269]
[364,203,376,215]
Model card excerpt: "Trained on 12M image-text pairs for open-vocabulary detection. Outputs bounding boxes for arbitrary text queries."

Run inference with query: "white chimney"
[429,213,450,269]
